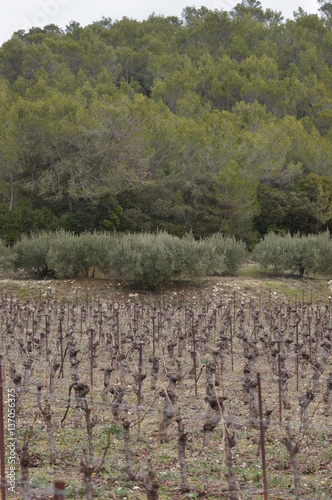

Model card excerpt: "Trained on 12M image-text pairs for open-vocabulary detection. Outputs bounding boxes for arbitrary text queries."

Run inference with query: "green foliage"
[75,231,112,277]
[107,232,174,290]
[8,227,332,284]
[0,240,15,272]
[12,230,248,287]
[253,231,332,276]
[45,231,82,279]
[45,230,111,279]
[301,173,332,231]
[14,230,112,278]
[107,232,213,290]
[282,233,319,277]
[252,232,290,272]
[255,171,332,237]
[0,205,59,246]
[167,233,213,280]
[311,231,332,275]
[14,232,52,276]
[0,5,331,245]
[255,184,317,236]
[205,234,248,274]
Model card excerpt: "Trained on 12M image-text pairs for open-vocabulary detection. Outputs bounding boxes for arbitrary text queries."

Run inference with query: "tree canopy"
[0,1,331,245]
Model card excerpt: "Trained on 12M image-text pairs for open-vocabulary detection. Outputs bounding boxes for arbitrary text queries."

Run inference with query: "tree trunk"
[68,194,74,213]
[29,167,34,210]
[9,172,13,211]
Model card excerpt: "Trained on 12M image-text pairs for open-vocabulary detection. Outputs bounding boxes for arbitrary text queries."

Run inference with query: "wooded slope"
[0,1,331,245]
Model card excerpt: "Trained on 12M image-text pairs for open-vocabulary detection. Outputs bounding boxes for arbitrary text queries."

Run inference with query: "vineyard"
[0,277,331,499]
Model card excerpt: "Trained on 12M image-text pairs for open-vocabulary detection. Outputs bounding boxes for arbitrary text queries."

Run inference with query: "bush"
[47,231,113,278]
[285,233,319,277]
[44,231,79,278]
[10,230,247,287]
[0,240,16,273]
[204,234,248,274]
[253,231,332,276]
[0,205,59,246]
[107,232,176,290]
[13,230,113,279]
[314,231,332,275]
[74,232,112,277]
[13,232,52,277]
[252,232,291,272]
[169,233,212,280]
[107,231,216,290]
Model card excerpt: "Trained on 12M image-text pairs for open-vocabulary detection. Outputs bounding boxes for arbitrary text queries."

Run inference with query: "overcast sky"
[0,0,320,46]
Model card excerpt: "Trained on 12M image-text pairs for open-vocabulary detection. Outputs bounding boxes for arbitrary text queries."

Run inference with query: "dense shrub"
[313,231,332,275]
[69,231,112,277]
[0,205,59,246]
[205,234,248,274]
[104,232,248,288]
[169,233,213,280]
[252,232,291,272]
[285,233,320,277]
[106,232,212,290]
[253,231,332,276]
[107,232,174,289]
[11,230,247,287]
[14,232,53,277]
[45,231,81,278]
[13,231,113,279]
[0,240,16,273]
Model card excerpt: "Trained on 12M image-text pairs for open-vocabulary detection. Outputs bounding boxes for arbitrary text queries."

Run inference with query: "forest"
[0,0,331,247]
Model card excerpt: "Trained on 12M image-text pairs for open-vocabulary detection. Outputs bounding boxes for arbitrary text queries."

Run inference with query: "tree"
[301,173,332,232]
[8,93,58,210]
[318,0,332,26]
[0,80,19,210]
[36,92,153,211]
[255,184,316,235]
[0,35,26,84]
[0,8,330,244]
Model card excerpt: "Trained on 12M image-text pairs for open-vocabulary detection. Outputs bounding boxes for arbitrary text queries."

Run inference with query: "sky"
[0,0,320,46]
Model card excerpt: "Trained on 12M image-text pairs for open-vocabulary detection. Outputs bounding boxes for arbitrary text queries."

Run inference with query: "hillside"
[0,1,331,245]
